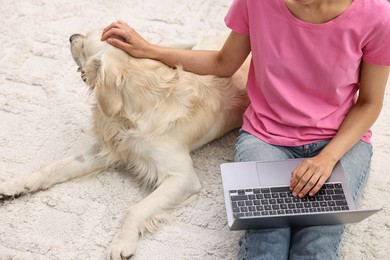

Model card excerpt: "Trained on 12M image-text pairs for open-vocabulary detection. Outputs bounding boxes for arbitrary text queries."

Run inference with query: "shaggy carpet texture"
[0,0,389,259]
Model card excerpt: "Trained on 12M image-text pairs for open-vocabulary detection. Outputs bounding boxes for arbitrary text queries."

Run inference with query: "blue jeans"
[234,130,372,260]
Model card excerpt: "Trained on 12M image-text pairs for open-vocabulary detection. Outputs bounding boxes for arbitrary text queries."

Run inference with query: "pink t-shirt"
[225,0,390,146]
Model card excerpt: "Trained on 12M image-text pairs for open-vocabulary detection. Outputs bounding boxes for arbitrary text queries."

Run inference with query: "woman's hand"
[290,154,337,198]
[101,20,153,58]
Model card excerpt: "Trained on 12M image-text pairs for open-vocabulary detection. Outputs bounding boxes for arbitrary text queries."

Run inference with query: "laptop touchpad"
[256,159,302,186]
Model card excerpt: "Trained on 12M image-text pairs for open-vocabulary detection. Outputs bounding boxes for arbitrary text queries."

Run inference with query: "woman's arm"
[290,61,390,198]
[101,21,251,77]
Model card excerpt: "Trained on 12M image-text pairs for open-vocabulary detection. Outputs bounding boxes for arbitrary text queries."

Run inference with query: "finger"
[290,169,310,197]
[102,22,128,40]
[102,28,129,43]
[290,161,308,189]
[113,20,131,30]
[117,20,129,26]
[308,175,328,197]
[292,169,316,197]
[296,173,320,197]
[102,22,120,38]
[106,37,130,52]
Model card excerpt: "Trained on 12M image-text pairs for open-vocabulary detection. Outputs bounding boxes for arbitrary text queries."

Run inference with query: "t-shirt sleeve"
[362,14,390,66]
[224,0,250,35]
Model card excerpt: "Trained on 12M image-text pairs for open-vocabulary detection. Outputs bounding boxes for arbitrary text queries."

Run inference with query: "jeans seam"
[333,225,345,258]
[352,146,372,202]
[234,130,246,163]
[238,232,249,260]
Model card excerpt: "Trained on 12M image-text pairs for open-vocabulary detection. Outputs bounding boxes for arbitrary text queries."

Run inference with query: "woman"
[101,0,390,258]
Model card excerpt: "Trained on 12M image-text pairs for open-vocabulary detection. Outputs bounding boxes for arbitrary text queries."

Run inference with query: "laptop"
[220,158,381,230]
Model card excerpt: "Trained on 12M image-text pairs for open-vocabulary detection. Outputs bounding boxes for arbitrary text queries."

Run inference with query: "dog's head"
[69,30,107,71]
[70,30,126,117]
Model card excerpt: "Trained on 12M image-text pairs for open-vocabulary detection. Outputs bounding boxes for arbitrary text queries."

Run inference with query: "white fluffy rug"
[0,0,389,259]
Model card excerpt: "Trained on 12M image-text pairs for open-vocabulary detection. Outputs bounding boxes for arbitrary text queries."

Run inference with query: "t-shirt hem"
[241,125,372,147]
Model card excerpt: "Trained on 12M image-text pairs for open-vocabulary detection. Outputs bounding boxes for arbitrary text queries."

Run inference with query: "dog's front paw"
[108,237,138,260]
[0,179,27,200]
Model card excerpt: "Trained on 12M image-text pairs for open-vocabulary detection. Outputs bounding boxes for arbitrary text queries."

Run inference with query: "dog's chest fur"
[91,105,142,162]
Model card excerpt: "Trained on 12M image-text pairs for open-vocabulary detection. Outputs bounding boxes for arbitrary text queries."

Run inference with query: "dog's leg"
[0,144,106,199]
[108,154,202,260]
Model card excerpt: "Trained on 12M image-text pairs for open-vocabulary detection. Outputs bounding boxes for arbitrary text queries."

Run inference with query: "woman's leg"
[234,130,294,260]
[289,141,373,260]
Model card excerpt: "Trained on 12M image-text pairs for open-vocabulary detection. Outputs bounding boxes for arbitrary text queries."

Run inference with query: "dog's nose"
[69,34,81,43]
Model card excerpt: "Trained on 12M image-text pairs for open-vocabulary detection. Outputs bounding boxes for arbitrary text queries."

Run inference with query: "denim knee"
[237,229,290,260]
[289,224,345,260]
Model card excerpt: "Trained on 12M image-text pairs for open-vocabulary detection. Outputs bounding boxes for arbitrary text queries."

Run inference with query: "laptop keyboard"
[229,182,349,219]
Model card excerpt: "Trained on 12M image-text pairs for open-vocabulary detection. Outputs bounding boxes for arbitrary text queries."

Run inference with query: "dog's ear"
[84,59,101,88]
[84,58,124,117]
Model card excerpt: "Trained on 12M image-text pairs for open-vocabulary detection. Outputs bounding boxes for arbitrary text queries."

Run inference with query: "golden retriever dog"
[0,30,249,259]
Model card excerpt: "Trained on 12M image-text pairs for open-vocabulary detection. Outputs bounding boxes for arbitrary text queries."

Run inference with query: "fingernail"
[293,192,297,197]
